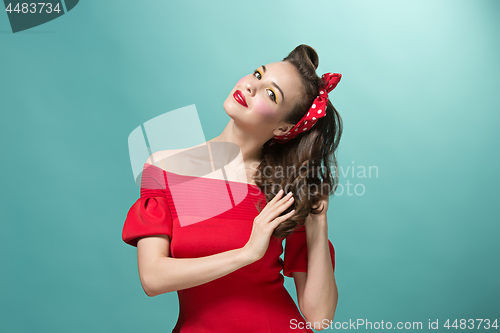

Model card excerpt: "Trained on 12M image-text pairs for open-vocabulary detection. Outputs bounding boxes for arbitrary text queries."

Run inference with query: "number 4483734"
[5,3,62,14]
[444,319,498,330]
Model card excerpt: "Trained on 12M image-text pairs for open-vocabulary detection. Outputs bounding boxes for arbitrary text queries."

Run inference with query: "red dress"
[122,163,336,333]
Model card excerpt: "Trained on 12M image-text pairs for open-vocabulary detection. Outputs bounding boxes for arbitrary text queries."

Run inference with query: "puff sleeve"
[283,224,336,278]
[122,163,173,247]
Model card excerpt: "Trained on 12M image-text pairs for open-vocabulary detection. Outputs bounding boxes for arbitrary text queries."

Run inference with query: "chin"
[223,96,240,120]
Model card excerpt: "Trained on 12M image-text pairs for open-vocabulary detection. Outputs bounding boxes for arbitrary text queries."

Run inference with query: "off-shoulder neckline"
[144,162,261,189]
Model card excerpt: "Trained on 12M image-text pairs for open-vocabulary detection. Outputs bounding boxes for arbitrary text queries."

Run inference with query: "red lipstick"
[233,90,248,107]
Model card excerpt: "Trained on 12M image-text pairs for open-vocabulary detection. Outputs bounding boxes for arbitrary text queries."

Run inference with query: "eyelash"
[253,69,277,104]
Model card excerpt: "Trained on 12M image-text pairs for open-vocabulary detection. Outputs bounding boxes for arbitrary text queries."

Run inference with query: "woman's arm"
[136,187,295,297]
[137,235,256,297]
[294,197,338,330]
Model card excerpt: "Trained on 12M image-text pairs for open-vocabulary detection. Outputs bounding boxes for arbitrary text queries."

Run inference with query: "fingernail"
[287,192,293,197]
[278,189,283,194]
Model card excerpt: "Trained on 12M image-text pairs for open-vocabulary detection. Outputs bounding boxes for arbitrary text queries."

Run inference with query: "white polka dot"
[304,121,307,125]
[317,109,322,114]
[307,112,309,116]
[329,85,332,88]
[294,129,298,131]
[303,127,307,131]
[312,117,316,120]
[312,104,316,109]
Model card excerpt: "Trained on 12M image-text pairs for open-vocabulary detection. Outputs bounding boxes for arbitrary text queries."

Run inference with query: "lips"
[233,90,248,107]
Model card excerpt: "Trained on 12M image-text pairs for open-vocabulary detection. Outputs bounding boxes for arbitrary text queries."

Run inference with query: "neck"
[209,119,267,164]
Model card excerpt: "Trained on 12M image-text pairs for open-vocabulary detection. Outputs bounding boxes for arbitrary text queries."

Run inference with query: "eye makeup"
[254,68,278,104]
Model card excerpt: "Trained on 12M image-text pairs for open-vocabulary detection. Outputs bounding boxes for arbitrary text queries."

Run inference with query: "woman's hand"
[243,189,295,262]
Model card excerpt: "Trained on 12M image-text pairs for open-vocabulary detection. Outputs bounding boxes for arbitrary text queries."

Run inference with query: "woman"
[122,44,343,332]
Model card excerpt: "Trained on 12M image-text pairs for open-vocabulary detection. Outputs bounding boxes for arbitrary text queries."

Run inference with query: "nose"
[246,82,256,97]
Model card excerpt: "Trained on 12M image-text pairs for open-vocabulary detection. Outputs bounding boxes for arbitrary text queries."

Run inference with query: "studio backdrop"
[1,0,499,332]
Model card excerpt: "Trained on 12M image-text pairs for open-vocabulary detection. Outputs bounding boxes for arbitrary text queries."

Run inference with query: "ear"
[272,122,295,137]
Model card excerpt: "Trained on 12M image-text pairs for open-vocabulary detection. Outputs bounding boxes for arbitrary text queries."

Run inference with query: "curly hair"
[252,44,343,239]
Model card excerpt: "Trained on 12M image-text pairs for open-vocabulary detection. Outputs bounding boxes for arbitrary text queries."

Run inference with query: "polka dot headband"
[272,72,342,144]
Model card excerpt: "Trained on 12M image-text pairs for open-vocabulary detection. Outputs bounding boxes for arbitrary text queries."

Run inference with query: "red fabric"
[122,196,172,247]
[272,72,342,144]
[122,163,336,333]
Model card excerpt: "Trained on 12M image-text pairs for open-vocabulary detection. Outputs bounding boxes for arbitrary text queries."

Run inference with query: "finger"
[276,194,295,214]
[269,189,284,204]
[278,195,295,211]
[280,191,294,203]
[265,194,294,222]
[269,198,295,222]
[264,188,286,211]
[274,191,294,208]
[278,192,295,205]
[270,209,296,227]
[259,189,283,219]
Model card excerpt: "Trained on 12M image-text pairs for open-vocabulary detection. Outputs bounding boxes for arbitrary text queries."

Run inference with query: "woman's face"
[223,61,303,137]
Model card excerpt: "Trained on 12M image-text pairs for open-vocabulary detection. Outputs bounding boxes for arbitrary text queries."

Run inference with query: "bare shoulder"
[145,150,177,165]
[145,142,208,170]
[145,149,185,169]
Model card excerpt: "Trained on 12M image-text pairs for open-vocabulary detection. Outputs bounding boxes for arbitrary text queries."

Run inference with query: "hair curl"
[252,44,343,239]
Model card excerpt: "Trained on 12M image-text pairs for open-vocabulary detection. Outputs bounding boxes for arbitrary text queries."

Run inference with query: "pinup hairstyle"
[253,44,343,239]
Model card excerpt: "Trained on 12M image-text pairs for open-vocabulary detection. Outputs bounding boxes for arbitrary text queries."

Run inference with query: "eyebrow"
[261,65,285,102]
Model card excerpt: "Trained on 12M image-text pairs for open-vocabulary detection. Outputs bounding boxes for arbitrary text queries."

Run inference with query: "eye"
[267,89,277,103]
[254,69,277,104]
[253,69,262,80]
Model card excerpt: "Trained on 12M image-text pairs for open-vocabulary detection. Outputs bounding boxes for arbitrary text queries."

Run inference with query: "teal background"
[1,0,499,332]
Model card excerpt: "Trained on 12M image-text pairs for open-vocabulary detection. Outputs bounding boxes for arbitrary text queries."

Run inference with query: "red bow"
[272,73,342,144]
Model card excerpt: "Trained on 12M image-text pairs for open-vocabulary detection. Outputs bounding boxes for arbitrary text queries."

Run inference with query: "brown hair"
[253,44,343,239]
